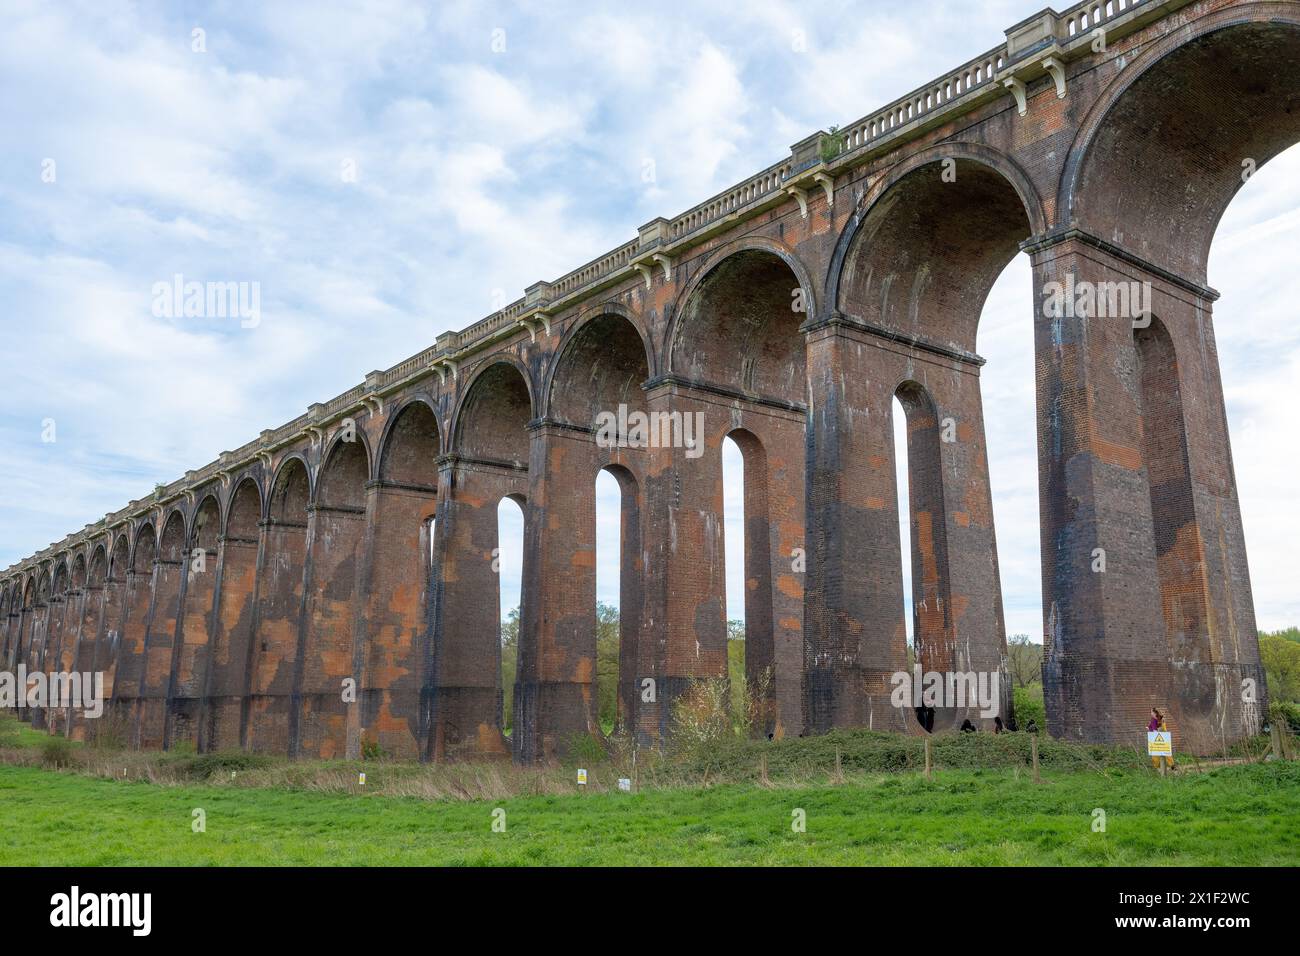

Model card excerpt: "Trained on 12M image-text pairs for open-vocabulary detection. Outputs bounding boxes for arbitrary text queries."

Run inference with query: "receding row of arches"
[0,253,1254,756]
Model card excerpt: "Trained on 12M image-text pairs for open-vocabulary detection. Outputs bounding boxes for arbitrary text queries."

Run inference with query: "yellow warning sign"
[1147,731,1173,756]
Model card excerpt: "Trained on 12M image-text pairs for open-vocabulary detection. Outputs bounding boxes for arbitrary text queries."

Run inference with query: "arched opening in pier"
[497,494,525,735]
[593,464,640,735]
[891,382,959,731]
[721,429,777,737]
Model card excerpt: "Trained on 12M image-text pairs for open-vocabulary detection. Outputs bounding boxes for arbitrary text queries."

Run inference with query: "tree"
[502,603,624,734]
[500,607,519,732]
[1260,633,1300,703]
[595,602,620,732]
[727,623,746,722]
[1006,633,1043,689]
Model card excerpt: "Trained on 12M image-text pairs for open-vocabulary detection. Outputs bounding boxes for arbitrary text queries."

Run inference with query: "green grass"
[0,717,52,749]
[2,760,1296,866]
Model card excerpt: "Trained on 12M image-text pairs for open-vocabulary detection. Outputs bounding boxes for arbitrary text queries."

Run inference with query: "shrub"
[173,751,273,779]
[664,725,1149,781]
[670,678,732,757]
[562,731,608,768]
[1013,684,1046,732]
[1270,700,1300,736]
[85,712,130,751]
[40,735,74,768]
[735,666,774,739]
[819,126,847,163]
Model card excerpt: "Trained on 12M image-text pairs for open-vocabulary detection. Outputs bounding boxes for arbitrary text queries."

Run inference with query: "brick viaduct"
[3,0,1292,760]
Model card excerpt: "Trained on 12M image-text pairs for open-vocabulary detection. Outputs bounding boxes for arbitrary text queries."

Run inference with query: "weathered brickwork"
[3,0,1291,758]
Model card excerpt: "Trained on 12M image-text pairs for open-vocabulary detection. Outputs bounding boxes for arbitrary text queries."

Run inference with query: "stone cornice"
[1021,227,1221,301]
[434,453,529,476]
[365,478,441,495]
[801,312,987,368]
[642,374,807,414]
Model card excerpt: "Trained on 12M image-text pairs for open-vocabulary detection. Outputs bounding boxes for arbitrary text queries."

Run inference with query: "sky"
[1,0,1297,641]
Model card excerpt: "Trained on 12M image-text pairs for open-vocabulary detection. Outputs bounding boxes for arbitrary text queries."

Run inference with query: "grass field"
[4,711,1297,866]
[2,758,1297,866]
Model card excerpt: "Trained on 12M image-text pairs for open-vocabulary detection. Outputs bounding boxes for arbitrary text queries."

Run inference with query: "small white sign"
[358,772,367,786]
[576,768,587,786]
[617,778,631,792]
[1147,731,1173,757]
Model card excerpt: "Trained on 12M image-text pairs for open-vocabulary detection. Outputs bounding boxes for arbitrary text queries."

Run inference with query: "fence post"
[1031,734,1040,783]
[924,737,932,781]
